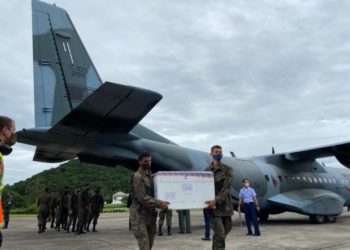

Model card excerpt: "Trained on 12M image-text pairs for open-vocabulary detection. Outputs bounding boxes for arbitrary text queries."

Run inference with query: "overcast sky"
[1,0,349,184]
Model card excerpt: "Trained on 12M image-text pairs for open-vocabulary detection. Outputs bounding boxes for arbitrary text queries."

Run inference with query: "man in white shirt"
[238,178,261,236]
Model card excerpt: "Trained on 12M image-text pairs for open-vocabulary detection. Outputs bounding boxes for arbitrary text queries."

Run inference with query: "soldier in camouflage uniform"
[2,192,13,229]
[205,145,233,250]
[76,184,90,235]
[87,187,104,232]
[56,187,70,231]
[66,187,80,233]
[130,153,169,250]
[37,187,52,233]
[49,194,57,228]
[158,209,173,236]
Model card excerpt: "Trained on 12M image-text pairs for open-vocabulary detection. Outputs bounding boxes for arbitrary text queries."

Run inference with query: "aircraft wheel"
[258,210,269,222]
[309,215,325,224]
[326,216,336,223]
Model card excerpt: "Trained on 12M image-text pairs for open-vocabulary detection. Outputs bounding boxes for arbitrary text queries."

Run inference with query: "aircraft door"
[226,158,268,199]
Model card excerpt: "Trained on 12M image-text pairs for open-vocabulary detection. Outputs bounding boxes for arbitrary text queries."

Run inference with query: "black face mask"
[0,144,13,156]
[141,163,151,170]
[0,132,17,156]
[8,133,17,146]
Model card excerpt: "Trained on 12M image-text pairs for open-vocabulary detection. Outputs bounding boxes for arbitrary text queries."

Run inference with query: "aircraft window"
[307,177,313,183]
[265,175,270,182]
[297,177,301,181]
[323,178,328,183]
[302,177,307,182]
[318,178,323,183]
[332,178,337,184]
[328,178,332,183]
[278,175,283,183]
[313,178,318,183]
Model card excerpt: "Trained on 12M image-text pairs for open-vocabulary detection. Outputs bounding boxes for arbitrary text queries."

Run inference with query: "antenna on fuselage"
[272,146,275,155]
[230,151,236,158]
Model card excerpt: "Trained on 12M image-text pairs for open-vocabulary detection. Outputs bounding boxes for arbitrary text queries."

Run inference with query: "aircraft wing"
[264,141,350,167]
[50,81,162,136]
[268,188,345,216]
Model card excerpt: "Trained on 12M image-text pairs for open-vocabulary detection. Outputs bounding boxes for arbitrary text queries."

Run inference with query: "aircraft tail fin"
[32,0,102,128]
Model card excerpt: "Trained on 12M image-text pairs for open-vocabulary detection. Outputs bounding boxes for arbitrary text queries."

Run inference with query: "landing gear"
[309,215,325,224]
[326,216,336,223]
[309,215,336,224]
[258,210,269,222]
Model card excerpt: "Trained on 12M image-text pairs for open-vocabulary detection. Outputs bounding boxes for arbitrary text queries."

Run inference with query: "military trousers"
[89,211,100,225]
[3,209,10,223]
[211,215,232,250]
[37,210,49,227]
[178,210,191,233]
[158,210,172,227]
[77,208,88,232]
[131,218,156,250]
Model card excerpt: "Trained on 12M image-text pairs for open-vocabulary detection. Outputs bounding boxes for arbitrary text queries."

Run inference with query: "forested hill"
[3,160,133,209]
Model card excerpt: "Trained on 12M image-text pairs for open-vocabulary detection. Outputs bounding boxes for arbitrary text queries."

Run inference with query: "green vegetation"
[3,159,133,213]
[103,203,129,213]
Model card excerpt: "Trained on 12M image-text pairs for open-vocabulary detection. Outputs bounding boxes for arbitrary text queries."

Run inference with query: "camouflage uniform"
[54,194,61,229]
[130,167,163,250]
[87,192,104,232]
[158,210,172,227]
[49,195,57,228]
[204,163,233,250]
[2,193,13,229]
[158,209,172,235]
[67,192,79,232]
[57,192,70,230]
[76,188,90,234]
[37,191,51,233]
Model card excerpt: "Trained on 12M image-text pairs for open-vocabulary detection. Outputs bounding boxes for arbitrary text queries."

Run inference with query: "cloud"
[0,0,349,184]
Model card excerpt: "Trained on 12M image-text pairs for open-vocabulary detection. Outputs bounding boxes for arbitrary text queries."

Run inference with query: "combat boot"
[72,222,76,232]
[167,226,172,236]
[38,225,42,233]
[86,224,90,232]
[92,224,97,232]
[158,225,163,236]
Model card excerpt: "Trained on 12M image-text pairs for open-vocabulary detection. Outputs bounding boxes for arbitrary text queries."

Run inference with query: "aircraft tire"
[258,211,269,222]
[326,216,336,223]
[309,215,325,224]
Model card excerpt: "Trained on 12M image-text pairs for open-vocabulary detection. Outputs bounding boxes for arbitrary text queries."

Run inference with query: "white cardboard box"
[154,171,215,210]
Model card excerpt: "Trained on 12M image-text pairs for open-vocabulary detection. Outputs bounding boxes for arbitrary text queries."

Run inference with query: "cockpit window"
[265,175,270,182]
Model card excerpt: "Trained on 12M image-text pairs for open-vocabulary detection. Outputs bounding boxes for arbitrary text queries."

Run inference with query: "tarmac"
[2,209,350,250]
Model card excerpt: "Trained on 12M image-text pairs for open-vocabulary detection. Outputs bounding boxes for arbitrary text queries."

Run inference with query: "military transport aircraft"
[18,0,350,224]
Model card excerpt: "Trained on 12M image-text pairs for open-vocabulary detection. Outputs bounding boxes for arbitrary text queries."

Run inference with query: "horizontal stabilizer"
[51,82,162,136]
[268,188,345,216]
[34,146,76,163]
